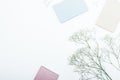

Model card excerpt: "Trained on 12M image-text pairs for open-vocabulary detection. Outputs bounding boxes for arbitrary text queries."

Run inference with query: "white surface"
[0,0,120,80]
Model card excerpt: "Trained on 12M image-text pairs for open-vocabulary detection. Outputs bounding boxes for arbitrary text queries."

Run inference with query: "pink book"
[34,66,59,80]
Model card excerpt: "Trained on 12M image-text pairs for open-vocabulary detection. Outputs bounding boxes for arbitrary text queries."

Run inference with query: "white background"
[0,0,120,80]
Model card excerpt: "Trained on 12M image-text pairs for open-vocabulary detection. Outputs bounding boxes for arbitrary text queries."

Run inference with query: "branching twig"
[69,29,120,80]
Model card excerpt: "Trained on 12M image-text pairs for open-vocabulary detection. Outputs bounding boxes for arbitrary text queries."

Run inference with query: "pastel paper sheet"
[53,0,88,23]
[96,0,120,32]
[34,66,59,80]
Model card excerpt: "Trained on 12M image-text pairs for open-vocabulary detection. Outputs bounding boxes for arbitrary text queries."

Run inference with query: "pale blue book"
[53,0,88,23]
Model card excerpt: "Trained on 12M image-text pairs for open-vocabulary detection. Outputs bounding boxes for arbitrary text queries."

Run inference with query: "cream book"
[96,0,120,32]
